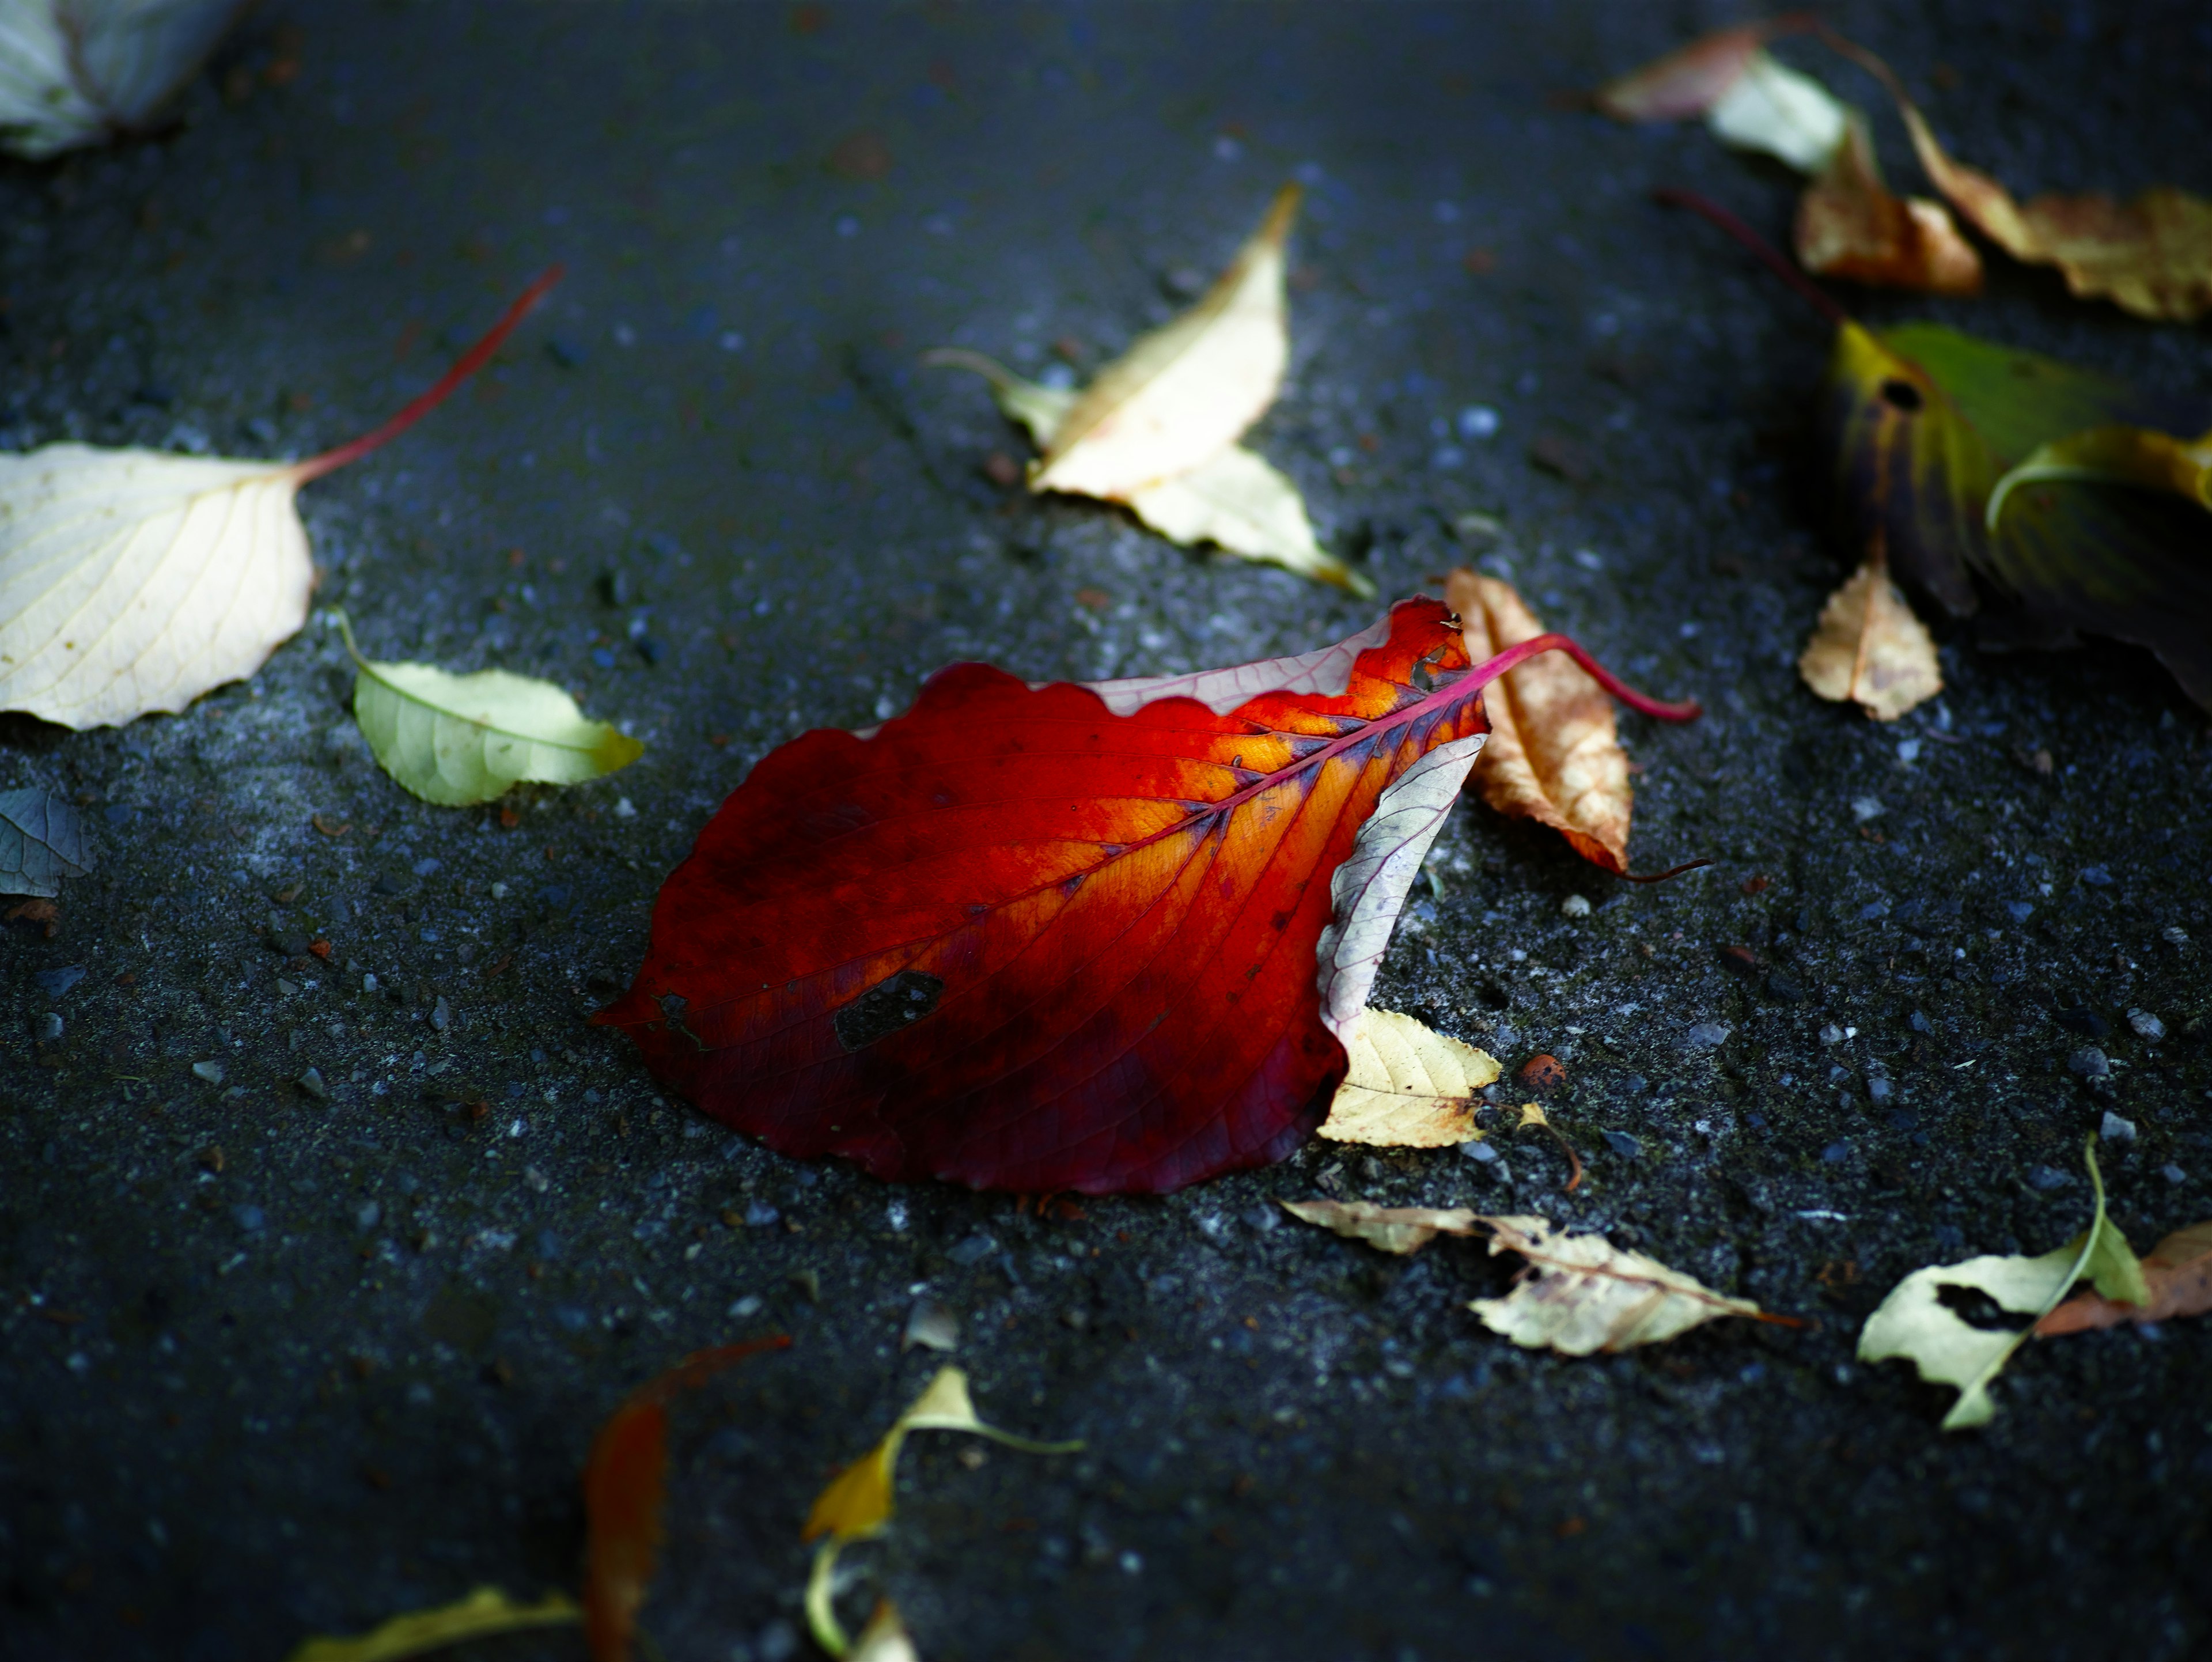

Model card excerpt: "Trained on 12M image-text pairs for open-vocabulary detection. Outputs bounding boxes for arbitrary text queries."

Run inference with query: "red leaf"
[581,1336,791,1662]
[598,600,1694,1194]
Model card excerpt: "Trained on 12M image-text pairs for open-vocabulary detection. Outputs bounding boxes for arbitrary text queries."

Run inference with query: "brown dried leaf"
[1470,1216,1766,1354]
[1316,1008,1499,1148]
[1798,548,1942,722]
[1446,569,1631,872]
[2037,1221,2212,1337]
[1795,112,1983,295]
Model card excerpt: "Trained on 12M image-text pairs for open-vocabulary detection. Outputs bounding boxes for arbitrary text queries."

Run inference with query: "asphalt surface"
[3,4,2209,1660]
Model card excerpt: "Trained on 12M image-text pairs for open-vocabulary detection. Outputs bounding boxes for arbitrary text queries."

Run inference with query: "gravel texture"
[3,4,2209,1659]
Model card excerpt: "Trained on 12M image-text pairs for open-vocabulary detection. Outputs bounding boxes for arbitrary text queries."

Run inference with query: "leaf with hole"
[2037,1220,2212,1337]
[335,611,642,807]
[597,600,1698,1193]
[0,271,559,729]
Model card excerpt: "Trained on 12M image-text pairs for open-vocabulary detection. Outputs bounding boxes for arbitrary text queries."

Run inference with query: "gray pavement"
[2,4,2208,1659]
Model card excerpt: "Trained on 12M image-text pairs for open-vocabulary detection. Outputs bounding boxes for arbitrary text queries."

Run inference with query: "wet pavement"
[2,4,2209,1659]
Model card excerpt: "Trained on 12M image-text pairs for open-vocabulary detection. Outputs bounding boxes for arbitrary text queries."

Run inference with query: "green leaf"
[1858,1136,2141,1430]
[284,1586,579,1662]
[1825,320,2212,709]
[333,610,643,807]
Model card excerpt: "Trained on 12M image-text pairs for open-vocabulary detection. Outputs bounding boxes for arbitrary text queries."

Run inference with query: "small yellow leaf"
[1514,1102,1550,1130]
[336,611,643,807]
[1317,1008,1498,1147]
[1469,1216,1766,1354]
[0,448,313,729]
[1279,1198,1480,1255]
[1032,183,1299,498]
[284,1587,579,1662]
[1798,550,1942,722]
[1447,570,1634,872]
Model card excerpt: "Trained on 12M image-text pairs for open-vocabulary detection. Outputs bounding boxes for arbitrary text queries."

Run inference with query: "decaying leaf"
[924,342,1364,593]
[804,1366,1078,1657]
[1598,25,1978,294]
[1315,1008,1499,1148]
[0,0,246,159]
[1859,1138,2142,1430]
[1797,546,1943,721]
[0,785,89,898]
[1034,183,1298,499]
[2039,1221,2212,1337]
[1283,1202,1771,1352]
[1445,569,1635,872]
[600,601,1698,1194]
[582,1338,792,1662]
[284,1588,581,1662]
[1831,33,2212,322]
[1795,112,1983,296]
[333,611,642,807]
[1280,1198,1479,1255]
[0,271,559,729]
[1469,1215,1766,1354]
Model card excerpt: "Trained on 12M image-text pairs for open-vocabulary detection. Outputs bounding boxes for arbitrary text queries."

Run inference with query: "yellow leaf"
[802,1366,1078,1657]
[924,346,1363,592]
[1446,570,1634,872]
[1279,1198,1480,1255]
[1468,1216,1766,1354]
[0,274,557,729]
[284,1587,579,1662]
[336,610,643,807]
[1797,549,1942,722]
[1987,422,2212,528]
[1317,1008,1498,1147]
[1031,183,1299,498]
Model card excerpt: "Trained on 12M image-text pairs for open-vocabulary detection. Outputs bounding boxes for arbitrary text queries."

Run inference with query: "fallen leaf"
[1859,1137,2141,1429]
[1282,1201,1771,1350]
[333,610,643,807]
[925,347,1365,593]
[283,1587,581,1662]
[1593,18,1810,123]
[1279,1198,1479,1255]
[0,0,245,159]
[1986,422,2212,526]
[1702,46,1847,174]
[0,786,90,898]
[582,1337,791,1662]
[1033,184,1298,498]
[1469,1215,1767,1353]
[850,1602,922,1662]
[0,271,559,729]
[1831,33,2212,322]
[1794,112,1983,294]
[2038,1221,2212,1336]
[1445,569,1637,872]
[1316,1008,1499,1147]
[803,1366,1077,1656]
[599,601,1697,1193]
[1797,546,1943,721]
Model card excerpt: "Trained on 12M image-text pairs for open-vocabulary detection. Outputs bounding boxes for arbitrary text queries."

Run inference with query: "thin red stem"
[1460,632,1702,722]
[289,266,564,484]
[1650,187,1849,327]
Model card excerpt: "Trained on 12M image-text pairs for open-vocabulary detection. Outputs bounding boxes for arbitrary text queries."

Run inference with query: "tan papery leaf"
[1469,1216,1765,1354]
[1279,1199,1480,1256]
[1593,18,1810,123]
[1316,1008,1500,1147]
[1446,569,1632,873]
[1798,547,1942,722]
[1795,112,1983,295]
[1031,183,1298,499]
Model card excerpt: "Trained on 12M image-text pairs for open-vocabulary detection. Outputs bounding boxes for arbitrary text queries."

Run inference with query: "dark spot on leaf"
[1879,378,1923,412]
[835,970,945,1051]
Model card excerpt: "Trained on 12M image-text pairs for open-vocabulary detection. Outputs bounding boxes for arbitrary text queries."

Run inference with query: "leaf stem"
[1459,631,1703,722]
[1650,187,1850,327]
[289,267,564,485]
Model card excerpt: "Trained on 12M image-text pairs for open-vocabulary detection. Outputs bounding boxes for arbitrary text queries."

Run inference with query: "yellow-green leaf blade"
[1126,445,1369,594]
[338,615,642,806]
[284,1587,580,1662]
[1987,423,2212,528]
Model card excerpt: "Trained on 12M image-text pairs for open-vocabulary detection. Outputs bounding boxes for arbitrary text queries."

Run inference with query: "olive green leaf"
[1858,1137,2146,1431]
[332,610,643,807]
